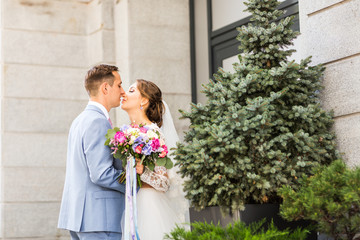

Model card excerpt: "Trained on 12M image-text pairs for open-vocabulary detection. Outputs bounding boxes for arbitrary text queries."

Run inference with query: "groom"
[58,64,143,240]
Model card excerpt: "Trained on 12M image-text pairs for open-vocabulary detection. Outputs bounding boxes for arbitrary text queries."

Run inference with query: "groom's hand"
[136,161,144,175]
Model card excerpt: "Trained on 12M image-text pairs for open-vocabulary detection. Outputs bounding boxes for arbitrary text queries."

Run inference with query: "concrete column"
[299,0,360,166]
[114,0,192,139]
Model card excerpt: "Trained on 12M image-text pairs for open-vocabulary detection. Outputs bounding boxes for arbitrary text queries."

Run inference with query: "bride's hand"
[136,161,144,175]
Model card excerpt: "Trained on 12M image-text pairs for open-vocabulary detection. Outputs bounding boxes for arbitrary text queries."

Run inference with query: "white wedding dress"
[137,166,180,240]
[136,102,189,240]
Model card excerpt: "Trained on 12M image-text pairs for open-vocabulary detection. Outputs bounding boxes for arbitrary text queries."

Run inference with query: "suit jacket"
[58,104,125,233]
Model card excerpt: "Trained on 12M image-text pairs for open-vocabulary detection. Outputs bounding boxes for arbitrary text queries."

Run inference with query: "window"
[191,0,299,103]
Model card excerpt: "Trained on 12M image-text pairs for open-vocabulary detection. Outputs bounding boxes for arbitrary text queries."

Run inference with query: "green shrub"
[164,219,309,240]
[279,160,360,240]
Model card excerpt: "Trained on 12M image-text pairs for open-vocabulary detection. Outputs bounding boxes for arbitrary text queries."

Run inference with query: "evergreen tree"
[174,0,339,212]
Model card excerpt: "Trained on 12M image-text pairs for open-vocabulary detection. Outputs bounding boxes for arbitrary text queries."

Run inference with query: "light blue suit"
[58,104,125,234]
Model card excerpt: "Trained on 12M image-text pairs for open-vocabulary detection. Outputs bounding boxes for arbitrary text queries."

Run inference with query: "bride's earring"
[140,105,143,110]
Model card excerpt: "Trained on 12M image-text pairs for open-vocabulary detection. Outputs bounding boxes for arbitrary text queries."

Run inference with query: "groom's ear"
[100,82,108,95]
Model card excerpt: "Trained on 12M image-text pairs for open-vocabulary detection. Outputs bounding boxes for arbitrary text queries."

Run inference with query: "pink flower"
[114,132,126,144]
[140,127,148,133]
[162,145,168,154]
[111,147,118,154]
[159,151,167,158]
[135,145,142,154]
[158,145,168,158]
[151,139,161,151]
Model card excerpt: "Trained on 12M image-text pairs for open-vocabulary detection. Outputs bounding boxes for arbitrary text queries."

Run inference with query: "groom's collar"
[87,101,110,119]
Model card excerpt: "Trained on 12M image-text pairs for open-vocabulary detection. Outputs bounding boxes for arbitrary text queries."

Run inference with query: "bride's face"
[121,82,145,111]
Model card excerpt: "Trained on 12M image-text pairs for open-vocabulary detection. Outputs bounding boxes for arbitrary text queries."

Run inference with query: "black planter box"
[189,206,234,227]
[190,204,317,240]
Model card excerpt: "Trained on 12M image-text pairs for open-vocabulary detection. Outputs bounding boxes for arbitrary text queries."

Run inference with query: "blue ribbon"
[124,157,140,240]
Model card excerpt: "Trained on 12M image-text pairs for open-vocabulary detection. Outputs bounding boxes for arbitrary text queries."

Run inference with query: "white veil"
[160,101,190,225]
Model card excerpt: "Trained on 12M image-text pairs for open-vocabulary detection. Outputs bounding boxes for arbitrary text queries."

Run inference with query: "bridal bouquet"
[105,123,173,183]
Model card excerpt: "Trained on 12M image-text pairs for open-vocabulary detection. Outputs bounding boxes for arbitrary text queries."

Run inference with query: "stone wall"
[299,0,360,166]
[114,0,191,138]
[1,0,88,238]
[0,0,191,239]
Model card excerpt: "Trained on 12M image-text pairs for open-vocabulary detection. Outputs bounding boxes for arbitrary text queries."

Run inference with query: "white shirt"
[88,101,110,120]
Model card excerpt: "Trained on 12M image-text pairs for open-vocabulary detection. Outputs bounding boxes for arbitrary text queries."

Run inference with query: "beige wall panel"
[321,55,360,117]
[88,30,116,65]
[3,133,67,167]
[3,0,87,34]
[102,30,116,64]
[100,0,115,30]
[333,114,360,167]
[114,108,130,127]
[4,64,88,100]
[114,0,131,88]
[128,0,189,28]
[163,93,191,140]
[126,0,191,93]
[3,30,88,68]
[86,0,102,34]
[3,203,64,238]
[3,98,86,133]
[3,167,65,202]
[128,25,191,94]
[299,0,360,65]
[300,0,346,15]
[0,0,116,239]
[88,30,104,65]
[211,0,249,31]
[129,57,191,95]
[114,0,191,135]
[130,25,190,62]
[194,0,210,104]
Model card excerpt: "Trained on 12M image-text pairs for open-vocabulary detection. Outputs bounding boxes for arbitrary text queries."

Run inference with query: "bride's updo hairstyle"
[136,79,165,127]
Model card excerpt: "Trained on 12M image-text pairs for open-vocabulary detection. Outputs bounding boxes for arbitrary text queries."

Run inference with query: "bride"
[121,79,189,240]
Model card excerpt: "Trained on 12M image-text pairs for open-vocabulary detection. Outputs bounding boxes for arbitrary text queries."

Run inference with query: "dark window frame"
[208,0,299,76]
[189,0,299,103]
[207,0,300,77]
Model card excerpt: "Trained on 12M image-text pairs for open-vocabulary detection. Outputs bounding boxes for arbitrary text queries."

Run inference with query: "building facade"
[0,0,358,239]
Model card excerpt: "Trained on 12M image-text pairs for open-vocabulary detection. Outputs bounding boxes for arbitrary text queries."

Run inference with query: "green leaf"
[105,128,118,140]
[157,158,166,166]
[147,161,155,171]
[165,158,174,169]
[114,152,122,160]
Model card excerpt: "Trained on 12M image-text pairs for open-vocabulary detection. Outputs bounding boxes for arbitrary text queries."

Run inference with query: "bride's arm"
[140,166,170,192]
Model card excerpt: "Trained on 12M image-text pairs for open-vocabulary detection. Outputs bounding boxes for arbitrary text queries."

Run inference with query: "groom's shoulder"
[71,107,106,128]
[79,107,105,123]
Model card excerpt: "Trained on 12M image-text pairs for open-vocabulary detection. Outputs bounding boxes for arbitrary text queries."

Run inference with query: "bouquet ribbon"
[123,157,140,240]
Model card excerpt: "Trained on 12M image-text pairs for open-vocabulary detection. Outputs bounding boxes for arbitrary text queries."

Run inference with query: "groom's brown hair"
[85,64,119,96]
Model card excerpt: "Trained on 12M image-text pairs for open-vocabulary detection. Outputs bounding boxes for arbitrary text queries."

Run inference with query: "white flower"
[147,130,158,139]
[129,135,136,144]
